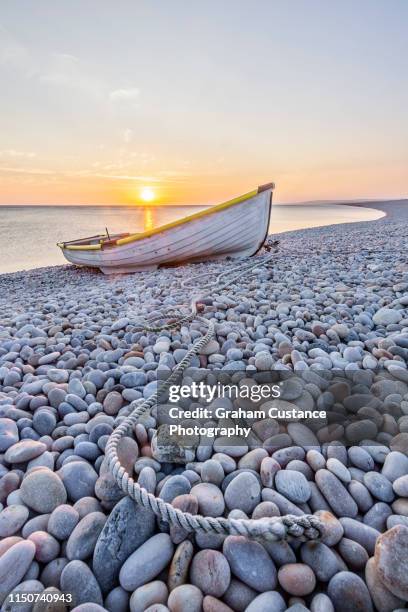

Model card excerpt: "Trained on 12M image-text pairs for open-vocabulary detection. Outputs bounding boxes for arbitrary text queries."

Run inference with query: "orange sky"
[1,161,407,206]
[1,1,407,206]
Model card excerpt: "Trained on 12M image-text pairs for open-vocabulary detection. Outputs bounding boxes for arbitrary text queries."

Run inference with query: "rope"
[105,248,324,541]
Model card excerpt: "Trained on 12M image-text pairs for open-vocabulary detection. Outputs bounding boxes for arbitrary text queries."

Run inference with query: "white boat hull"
[60,185,273,274]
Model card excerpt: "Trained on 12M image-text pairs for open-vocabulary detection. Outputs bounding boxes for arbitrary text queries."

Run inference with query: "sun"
[140,187,155,202]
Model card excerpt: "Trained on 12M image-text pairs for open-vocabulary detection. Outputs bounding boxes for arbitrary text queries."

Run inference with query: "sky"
[0,0,407,205]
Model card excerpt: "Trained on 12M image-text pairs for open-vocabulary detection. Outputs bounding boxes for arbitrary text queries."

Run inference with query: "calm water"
[0,203,384,274]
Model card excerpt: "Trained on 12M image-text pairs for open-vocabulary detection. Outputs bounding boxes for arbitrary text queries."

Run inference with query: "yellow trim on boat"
[115,188,258,246]
[64,243,102,251]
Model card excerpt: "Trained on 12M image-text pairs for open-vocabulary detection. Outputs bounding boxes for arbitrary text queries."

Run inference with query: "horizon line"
[0,197,407,208]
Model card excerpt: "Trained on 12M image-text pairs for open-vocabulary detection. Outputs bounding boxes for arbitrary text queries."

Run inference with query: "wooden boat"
[57,183,274,274]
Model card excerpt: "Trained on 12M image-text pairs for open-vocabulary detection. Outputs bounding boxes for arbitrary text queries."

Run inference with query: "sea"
[0,203,384,274]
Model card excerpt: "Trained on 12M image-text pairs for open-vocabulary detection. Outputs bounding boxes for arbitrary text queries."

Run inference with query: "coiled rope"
[105,249,324,541]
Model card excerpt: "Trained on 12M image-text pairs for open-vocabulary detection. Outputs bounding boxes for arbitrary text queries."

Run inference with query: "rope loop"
[105,250,324,541]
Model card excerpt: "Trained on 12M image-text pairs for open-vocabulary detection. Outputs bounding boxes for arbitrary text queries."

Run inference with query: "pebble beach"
[1,199,408,612]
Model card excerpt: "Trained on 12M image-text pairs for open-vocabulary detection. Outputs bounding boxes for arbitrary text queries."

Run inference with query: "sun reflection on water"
[143,207,155,231]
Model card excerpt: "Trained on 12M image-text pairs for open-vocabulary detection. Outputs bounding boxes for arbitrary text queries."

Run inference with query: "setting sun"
[140,187,155,202]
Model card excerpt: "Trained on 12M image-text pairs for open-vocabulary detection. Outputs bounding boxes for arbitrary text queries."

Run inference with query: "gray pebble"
[244,591,285,612]
[348,480,373,513]
[60,560,103,606]
[0,418,19,452]
[275,470,311,504]
[363,471,394,502]
[326,458,351,483]
[272,446,305,467]
[328,571,373,612]
[223,535,277,592]
[48,504,80,540]
[308,482,331,513]
[262,489,304,516]
[22,513,50,538]
[0,504,29,537]
[0,540,36,605]
[381,451,408,482]
[224,472,261,514]
[338,537,369,570]
[21,468,67,513]
[105,587,129,612]
[40,557,69,588]
[59,462,98,502]
[393,474,408,496]
[315,470,358,517]
[363,502,392,531]
[138,466,157,493]
[300,541,339,582]
[263,539,296,566]
[74,496,102,518]
[339,517,380,555]
[222,578,257,611]
[119,533,174,591]
[159,475,191,503]
[306,450,326,472]
[201,460,225,486]
[66,511,106,560]
[93,497,156,593]
[348,446,374,471]
[5,440,47,463]
[310,593,334,612]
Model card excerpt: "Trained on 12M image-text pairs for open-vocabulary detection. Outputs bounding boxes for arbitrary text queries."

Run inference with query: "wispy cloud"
[0,149,36,158]
[92,173,163,182]
[0,165,54,175]
[0,163,193,185]
[109,87,140,103]
[89,170,192,184]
